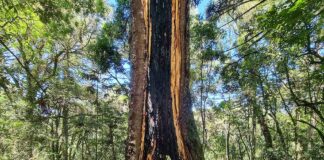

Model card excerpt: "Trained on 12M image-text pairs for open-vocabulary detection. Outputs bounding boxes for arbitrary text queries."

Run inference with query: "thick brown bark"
[126,0,150,158]
[126,0,203,159]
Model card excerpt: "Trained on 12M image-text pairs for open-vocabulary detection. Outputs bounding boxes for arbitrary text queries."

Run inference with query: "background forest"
[0,0,323,159]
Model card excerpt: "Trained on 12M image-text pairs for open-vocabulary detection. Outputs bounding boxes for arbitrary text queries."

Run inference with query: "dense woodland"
[0,0,323,159]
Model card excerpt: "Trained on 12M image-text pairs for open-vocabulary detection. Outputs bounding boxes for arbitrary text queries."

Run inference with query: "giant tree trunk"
[126,0,203,159]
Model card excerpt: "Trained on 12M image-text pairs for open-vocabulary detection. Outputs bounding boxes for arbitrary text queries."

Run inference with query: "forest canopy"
[0,0,323,159]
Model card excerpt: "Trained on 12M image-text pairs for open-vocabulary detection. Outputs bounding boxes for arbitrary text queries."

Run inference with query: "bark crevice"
[127,0,203,159]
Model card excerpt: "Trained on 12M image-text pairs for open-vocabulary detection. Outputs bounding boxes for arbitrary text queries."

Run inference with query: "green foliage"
[0,0,128,159]
[89,31,121,72]
[192,0,324,159]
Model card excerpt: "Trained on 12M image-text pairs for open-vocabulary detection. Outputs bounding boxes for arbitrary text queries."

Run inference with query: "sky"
[197,0,210,17]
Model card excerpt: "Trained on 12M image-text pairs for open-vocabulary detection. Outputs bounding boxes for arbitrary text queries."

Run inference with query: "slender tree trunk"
[251,104,256,160]
[271,112,289,158]
[63,52,70,160]
[256,112,276,160]
[95,75,99,160]
[63,104,69,160]
[200,59,206,148]
[226,123,230,160]
[81,135,84,160]
[51,120,55,160]
[55,113,60,160]
[110,124,117,160]
[237,136,243,160]
[199,59,210,150]
[294,110,300,160]
[237,127,250,160]
[126,0,203,159]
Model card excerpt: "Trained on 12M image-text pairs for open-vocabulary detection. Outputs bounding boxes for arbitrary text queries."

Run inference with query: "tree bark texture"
[126,0,203,159]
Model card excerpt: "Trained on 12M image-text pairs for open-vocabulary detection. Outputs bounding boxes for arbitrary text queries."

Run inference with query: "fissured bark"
[126,0,203,159]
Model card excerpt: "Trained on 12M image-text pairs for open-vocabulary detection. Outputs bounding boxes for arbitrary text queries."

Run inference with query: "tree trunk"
[63,52,70,160]
[109,124,117,160]
[225,123,230,160]
[256,113,276,160]
[251,103,256,160]
[126,0,203,159]
[62,105,69,160]
[271,111,289,158]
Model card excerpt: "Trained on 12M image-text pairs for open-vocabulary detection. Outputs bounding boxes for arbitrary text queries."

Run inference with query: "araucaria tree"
[126,0,203,159]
